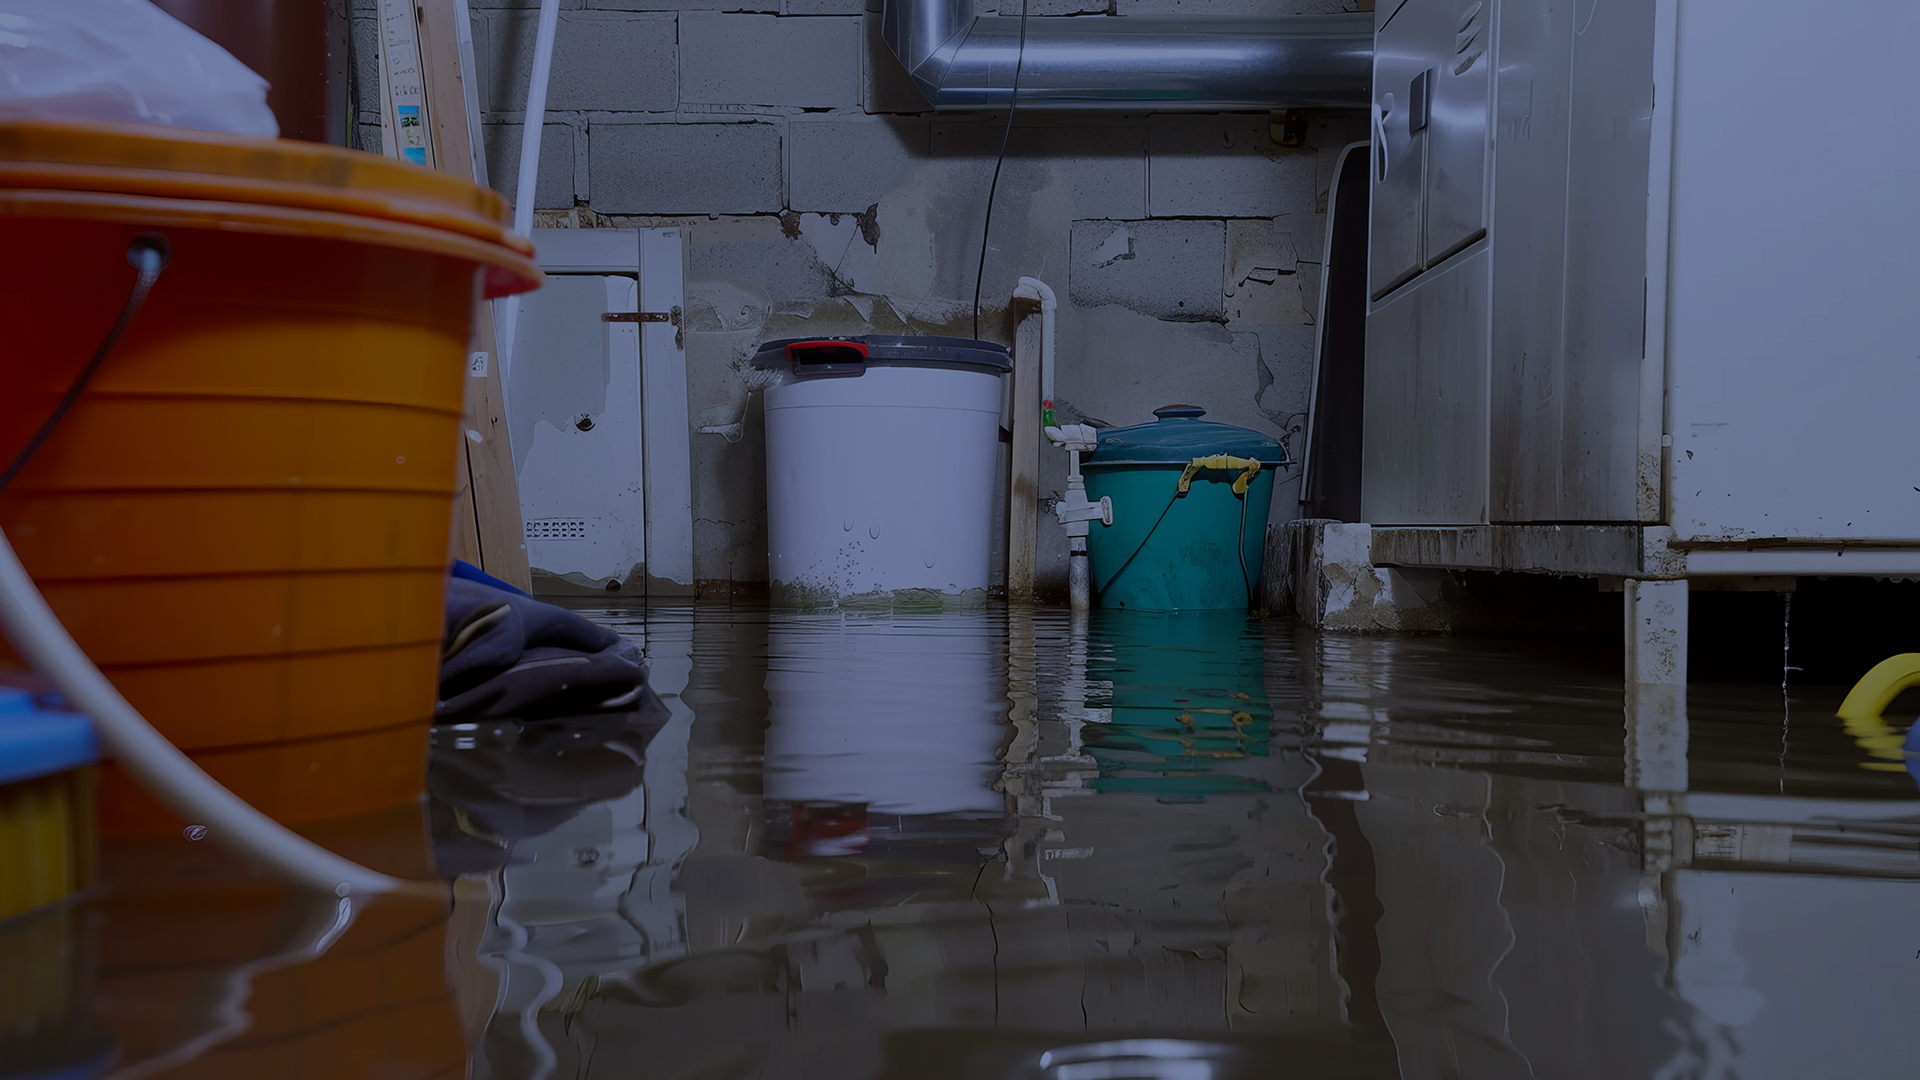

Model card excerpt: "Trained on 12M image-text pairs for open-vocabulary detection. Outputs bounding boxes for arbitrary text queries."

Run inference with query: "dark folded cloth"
[437,576,649,722]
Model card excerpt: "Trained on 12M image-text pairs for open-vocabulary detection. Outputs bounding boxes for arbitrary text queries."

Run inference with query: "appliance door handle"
[1372,98,1391,182]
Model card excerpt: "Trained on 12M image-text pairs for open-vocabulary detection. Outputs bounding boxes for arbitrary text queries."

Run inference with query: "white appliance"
[1355,0,1920,577]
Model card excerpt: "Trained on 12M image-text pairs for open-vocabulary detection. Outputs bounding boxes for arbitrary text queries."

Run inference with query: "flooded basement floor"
[13,605,1920,1079]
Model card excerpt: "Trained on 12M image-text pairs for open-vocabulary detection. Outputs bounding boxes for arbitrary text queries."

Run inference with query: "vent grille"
[526,518,588,540]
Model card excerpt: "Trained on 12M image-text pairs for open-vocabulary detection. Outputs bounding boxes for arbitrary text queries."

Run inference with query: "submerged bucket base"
[767,583,992,612]
[1086,468,1275,612]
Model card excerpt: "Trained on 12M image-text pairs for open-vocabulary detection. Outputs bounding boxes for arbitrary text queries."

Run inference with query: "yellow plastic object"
[0,768,95,922]
[0,906,109,1071]
[1835,653,1920,772]
[1174,455,1265,496]
[0,121,540,835]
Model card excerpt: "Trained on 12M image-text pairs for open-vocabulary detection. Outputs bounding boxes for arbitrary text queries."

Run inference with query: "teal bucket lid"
[1083,405,1285,468]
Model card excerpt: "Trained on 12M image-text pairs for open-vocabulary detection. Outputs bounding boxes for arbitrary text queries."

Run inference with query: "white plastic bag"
[0,0,277,137]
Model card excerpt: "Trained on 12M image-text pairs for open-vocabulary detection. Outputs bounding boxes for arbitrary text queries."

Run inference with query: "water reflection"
[763,610,1008,819]
[39,605,1920,1078]
[426,609,696,1080]
[1079,610,1275,797]
[408,609,1920,1079]
[1290,631,1920,1079]
[11,828,463,1080]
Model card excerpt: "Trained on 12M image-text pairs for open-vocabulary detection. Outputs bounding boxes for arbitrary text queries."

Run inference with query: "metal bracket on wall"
[603,306,682,348]
[602,308,679,325]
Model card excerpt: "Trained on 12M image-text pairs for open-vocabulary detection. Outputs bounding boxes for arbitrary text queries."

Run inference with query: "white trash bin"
[755,336,1011,603]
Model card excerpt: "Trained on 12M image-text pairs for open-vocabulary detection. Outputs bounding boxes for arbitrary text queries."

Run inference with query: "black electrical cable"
[1092,484,1183,606]
[970,0,1031,341]
[0,235,170,495]
[1097,467,1267,609]
[1236,489,1254,609]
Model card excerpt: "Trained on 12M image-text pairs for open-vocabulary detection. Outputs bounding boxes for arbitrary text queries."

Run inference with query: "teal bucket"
[1083,405,1283,611]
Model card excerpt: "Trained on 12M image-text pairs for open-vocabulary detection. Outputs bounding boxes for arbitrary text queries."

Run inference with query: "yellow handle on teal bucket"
[1175,455,1264,497]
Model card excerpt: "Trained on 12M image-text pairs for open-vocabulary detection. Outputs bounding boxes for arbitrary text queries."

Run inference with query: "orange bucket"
[0,121,539,835]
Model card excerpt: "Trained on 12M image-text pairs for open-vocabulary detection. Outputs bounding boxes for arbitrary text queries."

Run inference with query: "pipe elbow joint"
[1016,275,1057,311]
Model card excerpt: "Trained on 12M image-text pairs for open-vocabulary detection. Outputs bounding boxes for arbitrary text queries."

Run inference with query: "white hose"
[0,527,412,897]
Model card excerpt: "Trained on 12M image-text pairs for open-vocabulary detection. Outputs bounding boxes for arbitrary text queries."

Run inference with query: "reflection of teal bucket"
[1084,405,1282,611]
[1082,610,1272,798]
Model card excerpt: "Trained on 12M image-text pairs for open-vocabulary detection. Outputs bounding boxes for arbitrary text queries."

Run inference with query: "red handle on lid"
[785,339,869,362]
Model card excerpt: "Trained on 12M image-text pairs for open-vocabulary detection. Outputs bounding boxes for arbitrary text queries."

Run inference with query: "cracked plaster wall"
[351,0,1372,593]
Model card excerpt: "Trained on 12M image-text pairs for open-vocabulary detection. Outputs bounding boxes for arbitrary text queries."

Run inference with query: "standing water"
[17,605,1920,1078]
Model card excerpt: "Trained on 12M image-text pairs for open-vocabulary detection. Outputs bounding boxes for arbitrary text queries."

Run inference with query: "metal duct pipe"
[882,0,1373,111]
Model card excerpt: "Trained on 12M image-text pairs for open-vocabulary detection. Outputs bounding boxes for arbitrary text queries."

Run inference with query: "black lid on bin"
[751,335,1012,374]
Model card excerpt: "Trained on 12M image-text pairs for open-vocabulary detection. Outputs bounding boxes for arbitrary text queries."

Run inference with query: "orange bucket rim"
[0,119,538,293]
[0,187,541,299]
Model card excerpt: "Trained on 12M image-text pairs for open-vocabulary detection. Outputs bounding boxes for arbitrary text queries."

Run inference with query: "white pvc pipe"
[1016,275,1056,413]
[1015,276,1095,609]
[1068,546,1090,613]
[512,0,559,242]
[493,0,561,392]
[0,527,415,898]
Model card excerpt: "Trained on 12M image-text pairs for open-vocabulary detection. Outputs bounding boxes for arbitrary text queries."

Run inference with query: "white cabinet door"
[1425,0,1493,263]
[508,275,646,588]
[637,228,693,592]
[1369,2,1431,300]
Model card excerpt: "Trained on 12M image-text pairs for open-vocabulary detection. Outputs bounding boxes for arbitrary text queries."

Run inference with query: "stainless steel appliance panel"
[1558,0,1656,521]
[1368,3,1432,300]
[1424,0,1493,265]
[1362,245,1491,524]
[1487,0,1573,521]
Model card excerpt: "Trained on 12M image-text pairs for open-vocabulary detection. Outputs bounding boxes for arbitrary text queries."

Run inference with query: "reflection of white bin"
[754,336,1011,601]
[763,611,1006,815]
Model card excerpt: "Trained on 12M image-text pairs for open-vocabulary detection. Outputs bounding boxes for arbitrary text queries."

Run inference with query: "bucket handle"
[1176,455,1264,496]
[785,339,869,377]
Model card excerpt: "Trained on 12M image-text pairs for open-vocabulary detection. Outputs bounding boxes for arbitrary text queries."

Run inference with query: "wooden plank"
[415,0,532,591]
[456,321,531,591]
[1007,313,1041,603]
[416,0,481,184]
[446,430,482,565]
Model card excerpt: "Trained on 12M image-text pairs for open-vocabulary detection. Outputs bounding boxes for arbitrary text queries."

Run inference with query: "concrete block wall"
[350,0,1373,595]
